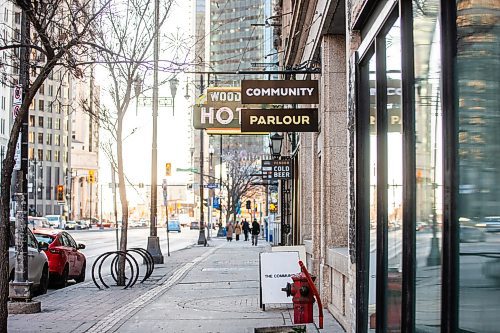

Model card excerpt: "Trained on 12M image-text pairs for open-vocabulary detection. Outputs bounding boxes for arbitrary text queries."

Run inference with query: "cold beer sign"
[262,159,292,180]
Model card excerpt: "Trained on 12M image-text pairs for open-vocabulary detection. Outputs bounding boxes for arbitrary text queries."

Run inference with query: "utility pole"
[219,135,222,226]
[9,7,40,311]
[197,74,207,246]
[146,0,164,263]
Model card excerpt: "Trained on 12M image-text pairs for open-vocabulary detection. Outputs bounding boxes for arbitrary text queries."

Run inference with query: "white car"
[9,220,50,295]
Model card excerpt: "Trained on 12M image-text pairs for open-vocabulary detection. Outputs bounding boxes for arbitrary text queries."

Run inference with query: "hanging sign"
[261,160,292,180]
[241,108,318,133]
[241,80,319,104]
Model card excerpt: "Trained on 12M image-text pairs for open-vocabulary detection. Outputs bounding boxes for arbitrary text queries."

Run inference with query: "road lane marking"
[86,243,224,333]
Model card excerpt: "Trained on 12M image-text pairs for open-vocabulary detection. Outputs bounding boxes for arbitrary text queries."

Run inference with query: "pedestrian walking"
[251,219,260,246]
[235,222,242,241]
[226,222,234,242]
[242,219,250,241]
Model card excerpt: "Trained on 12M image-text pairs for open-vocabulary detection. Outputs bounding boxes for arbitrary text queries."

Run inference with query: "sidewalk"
[8,237,345,333]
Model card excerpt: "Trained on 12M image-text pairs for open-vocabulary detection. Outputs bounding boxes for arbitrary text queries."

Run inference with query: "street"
[46,226,201,293]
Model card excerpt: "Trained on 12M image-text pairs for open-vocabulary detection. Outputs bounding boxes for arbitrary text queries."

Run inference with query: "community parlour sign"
[241,108,318,132]
[241,80,319,104]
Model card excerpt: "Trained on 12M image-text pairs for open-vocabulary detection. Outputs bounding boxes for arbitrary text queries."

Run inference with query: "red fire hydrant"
[282,261,324,328]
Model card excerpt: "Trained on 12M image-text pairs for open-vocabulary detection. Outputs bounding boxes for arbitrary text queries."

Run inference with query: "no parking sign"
[13,85,22,105]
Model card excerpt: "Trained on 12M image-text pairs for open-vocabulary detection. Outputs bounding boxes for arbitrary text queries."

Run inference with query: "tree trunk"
[116,119,128,286]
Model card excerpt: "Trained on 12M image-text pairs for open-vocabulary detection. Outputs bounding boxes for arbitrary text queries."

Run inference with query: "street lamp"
[169,77,179,116]
[270,132,283,159]
[209,146,214,169]
[134,75,142,116]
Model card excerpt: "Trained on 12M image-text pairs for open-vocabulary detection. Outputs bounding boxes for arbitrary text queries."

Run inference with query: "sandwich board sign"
[259,251,300,309]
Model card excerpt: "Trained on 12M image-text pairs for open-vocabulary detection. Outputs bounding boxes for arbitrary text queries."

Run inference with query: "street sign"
[12,105,20,119]
[213,197,220,209]
[13,85,22,105]
[241,80,319,104]
[261,160,292,180]
[204,183,219,189]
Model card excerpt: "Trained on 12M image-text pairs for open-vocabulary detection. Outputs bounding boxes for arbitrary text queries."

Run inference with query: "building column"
[319,33,348,314]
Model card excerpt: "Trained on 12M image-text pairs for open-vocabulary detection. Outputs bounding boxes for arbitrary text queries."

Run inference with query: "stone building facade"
[277,0,500,332]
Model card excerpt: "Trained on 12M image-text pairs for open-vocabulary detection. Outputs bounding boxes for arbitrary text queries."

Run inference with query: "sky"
[96,0,195,213]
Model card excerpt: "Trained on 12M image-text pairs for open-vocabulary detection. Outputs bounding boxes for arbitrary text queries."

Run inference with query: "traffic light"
[88,170,95,183]
[269,203,277,213]
[246,200,251,209]
[165,163,171,176]
[56,185,64,202]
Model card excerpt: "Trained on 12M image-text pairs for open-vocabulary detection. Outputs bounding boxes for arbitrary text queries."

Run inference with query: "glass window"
[37,133,43,144]
[456,1,500,332]
[413,1,443,330]
[38,116,44,127]
[385,21,402,332]
[366,53,378,330]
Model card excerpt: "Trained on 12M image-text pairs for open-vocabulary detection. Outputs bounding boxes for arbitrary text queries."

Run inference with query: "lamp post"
[269,133,285,245]
[134,75,142,116]
[270,132,283,160]
[146,0,163,264]
[169,77,179,116]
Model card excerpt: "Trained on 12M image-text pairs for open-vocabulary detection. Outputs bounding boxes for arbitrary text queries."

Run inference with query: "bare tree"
[0,0,110,330]
[221,151,260,224]
[90,0,174,285]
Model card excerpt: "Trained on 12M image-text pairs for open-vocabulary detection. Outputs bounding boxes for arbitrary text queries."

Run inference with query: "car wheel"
[75,262,86,283]
[58,265,69,288]
[36,265,49,296]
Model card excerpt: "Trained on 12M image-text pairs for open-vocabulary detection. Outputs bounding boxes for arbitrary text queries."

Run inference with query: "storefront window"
[456,1,500,332]
[413,0,442,330]
[385,21,402,333]
[367,54,377,331]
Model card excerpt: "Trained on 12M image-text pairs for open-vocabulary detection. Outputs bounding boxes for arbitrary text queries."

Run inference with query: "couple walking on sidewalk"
[242,219,260,245]
[226,219,260,245]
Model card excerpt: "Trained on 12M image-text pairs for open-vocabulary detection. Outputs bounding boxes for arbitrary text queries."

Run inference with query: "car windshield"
[34,234,55,245]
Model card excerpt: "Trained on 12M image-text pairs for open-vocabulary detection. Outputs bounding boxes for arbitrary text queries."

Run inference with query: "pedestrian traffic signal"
[88,170,95,183]
[246,200,251,209]
[166,163,172,176]
[56,185,64,202]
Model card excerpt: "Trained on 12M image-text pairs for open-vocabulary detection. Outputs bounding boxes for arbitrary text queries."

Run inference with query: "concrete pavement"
[8,237,345,333]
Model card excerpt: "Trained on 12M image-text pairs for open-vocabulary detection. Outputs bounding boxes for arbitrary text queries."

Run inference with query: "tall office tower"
[26,66,73,217]
[192,0,275,224]
[69,73,100,221]
[0,3,15,179]
[206,0,273,86]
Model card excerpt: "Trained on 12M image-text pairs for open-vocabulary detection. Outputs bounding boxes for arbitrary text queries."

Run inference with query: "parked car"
[167,220,181,233]
[28,216,52,230]
[129,220,142,228]
[76,220,90,230]
[475,216,500,233]
[45,215,66,229]
[8,220,49,295]
[65,221,78,230]
[33,229,86,287]
[460,225,486,243]
[190,221,200,230]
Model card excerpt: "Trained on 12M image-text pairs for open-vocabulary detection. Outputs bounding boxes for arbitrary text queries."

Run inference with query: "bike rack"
[91,248,155,290]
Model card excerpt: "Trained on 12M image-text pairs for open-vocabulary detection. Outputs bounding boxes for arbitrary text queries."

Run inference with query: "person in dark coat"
[242,219,250,241]
[251,219,260,246]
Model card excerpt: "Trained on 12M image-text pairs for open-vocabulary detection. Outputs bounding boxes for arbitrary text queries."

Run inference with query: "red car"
[33,230,86,287]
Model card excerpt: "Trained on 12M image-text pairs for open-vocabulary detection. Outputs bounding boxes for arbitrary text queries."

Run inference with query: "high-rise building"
[191,0,274,224]
[69,72,100,221]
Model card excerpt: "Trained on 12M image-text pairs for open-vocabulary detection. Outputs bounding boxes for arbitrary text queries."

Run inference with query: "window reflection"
[457,0,500,332]
[413,0,443,330]
[368,54,377,332]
